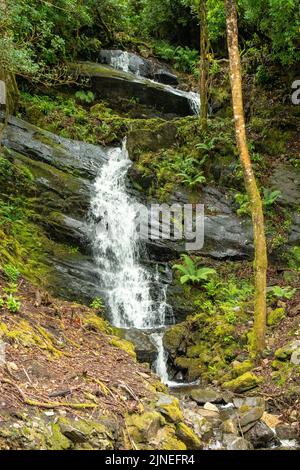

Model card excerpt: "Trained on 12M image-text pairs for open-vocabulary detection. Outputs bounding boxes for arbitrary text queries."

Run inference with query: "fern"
[173,255,216,285]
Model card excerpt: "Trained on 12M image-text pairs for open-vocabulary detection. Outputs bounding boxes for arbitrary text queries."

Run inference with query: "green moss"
[163,323,186,355]
[222,372,263,393]
[109,336,136,359]
[267,308,286,327]
[156,395,183,424]
[174,357,203,381]
[275,346,293,361]
[175,422,202,449]
[154,425,187,451]
[126,411,162,445]
[232,360,254,378]
[48,423,71,450]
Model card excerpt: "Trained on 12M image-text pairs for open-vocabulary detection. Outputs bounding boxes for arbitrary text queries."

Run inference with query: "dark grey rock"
[3,116,108,179]
[99,49,179,85]
[75,62,196,116]
[244,421,277,448]
[118,328,158,364]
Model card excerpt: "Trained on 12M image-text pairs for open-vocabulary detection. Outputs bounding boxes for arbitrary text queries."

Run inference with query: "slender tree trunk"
[225,0,267,356]
[199,0,209,129]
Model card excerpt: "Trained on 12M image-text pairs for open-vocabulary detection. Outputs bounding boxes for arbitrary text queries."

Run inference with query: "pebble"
[203,402,219,412]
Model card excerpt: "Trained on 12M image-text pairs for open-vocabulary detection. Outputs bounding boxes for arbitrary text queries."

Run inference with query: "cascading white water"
[111,51,130,73]
[103,50,200,115]
[89,141,167,331]
[150,332,169,384]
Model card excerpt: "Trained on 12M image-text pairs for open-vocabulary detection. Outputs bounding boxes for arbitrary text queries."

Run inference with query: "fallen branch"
[2,378,96,409]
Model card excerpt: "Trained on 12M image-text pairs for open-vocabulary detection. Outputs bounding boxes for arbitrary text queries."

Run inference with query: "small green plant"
[3,283,18,294]
[173,255,216,285]
[234,192,250,216]
[178,171,206,188]
[268,285,297,300]
[90,297,104,310]
[75,90,95,104]
[0,298,4,308]
[6,295,21,313]
[3,264,20,283]
[225,311,237,325]
[263,188,281,208]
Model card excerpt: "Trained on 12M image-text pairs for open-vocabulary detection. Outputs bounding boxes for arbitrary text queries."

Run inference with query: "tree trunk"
[199,0,209,129]
[225,0,267,356]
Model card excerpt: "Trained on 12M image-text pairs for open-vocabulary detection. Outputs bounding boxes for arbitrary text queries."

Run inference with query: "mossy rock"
[174,357,203,381]
[163,323,187,356]
[222,372,263,393]
[126,411,162,445]
[151,425,187,451]
[109,336,136,359]
[175,422,202,449]
[267,308,286,327]
[232,360,254,378]
[156,393,183,424]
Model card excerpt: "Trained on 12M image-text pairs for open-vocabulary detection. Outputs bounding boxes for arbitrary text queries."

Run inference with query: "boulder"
[290,348,300,366]
[175,422,202,449]
[244,421,277,449]
[75,62,197,116]
[190,389,223,405]
[3,116,108,179]
[275,423,299,440]
[223,434,253,450]
[119,328,158,364]
[99,49,179,86]
[156,393,183,423]
[239,406,264,431]
[222,372,263,393]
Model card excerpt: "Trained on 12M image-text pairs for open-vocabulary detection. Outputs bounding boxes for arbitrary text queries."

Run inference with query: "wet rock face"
[99,49,179,86]
[118,328,159,365]
[76,63,195,116]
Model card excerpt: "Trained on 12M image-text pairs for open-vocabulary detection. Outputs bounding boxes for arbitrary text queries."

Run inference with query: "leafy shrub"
[268,285,297,300]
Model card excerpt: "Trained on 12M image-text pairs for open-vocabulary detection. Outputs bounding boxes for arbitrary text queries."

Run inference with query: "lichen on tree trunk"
[199,0,209,130]
[225,0,268,356]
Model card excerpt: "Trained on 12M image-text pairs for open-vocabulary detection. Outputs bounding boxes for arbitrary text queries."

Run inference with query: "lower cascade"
[89,141,172,381]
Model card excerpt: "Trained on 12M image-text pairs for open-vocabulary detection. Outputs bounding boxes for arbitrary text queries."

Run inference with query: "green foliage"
[268,285,297,300]
[153,41,199,74]
[3,264,20,283]
[6,294,21,313]
[173,255,216,285]
[90,297,105,310]
[262,188,281,208]
[75,91,95,104]
[234,192,250,216]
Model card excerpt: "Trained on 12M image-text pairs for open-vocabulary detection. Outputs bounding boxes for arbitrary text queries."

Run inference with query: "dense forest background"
[1,0,299,83]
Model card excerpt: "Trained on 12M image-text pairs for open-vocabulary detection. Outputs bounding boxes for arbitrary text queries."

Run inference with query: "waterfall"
[150,332,169,384]
[89,141,167,332]
[110,51,130,73]
[101,50,200,115]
